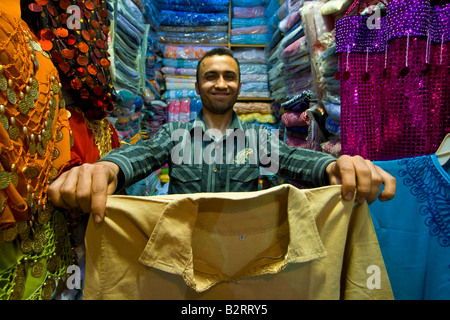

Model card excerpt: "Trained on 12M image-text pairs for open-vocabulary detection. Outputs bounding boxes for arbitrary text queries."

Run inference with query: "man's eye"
[225,75,236,81]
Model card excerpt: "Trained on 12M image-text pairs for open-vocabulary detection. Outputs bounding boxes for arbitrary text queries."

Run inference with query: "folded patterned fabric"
[233,6,266,18]
[165,75,197,83]
[165,81,196,91]
[233,102,274,114]
[325,116,341,136]
[279,10,302,33]
[240,64,268,74]
[159,25,228,33]
[232,47,266,64]
[159,4,229,13]
[163,45,222,59]
[156,0,229,6]
[237,113,277,124]
[161,67,197,76]
[281,111,310,127]
[158,32,228,44]
[231,25,268,36]
[159,10,229,26]
[163,59,199,69]
[231,34,269,45]
[241,82,269,92]
[163,90,200,100]
[232,0,267,6]
[231,17,268,28]
[286,135,308,148]
[239,91,271,98]
[241,74,268,83]
[323,102,341,121]
[281,37,308,62]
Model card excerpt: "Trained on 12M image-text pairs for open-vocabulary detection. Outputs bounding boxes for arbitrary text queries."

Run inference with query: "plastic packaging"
[240,64,268,75]
[158,32,228,44]
[241,74,268,83]
[231,26,268,36]
[233,6,266,18]
[230,34,268,44]
[163,45,222,60]
[159,25,228,33]
[179,99,191,122]
[163,58,199,69]
[161,66,197,76]
[232,47,266,64]
[231,17,267,28]
[158,4,229,13]
[232,0,268,7]
[159,10,228,26]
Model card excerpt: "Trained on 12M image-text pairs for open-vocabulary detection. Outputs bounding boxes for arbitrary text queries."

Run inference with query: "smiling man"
[48,48,396,223]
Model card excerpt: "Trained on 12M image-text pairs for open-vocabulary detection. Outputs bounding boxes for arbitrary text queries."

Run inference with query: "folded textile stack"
[231,0,269,45]
[266,0,312,102]
[109,90,144,145]
[161,45,224,100]
[156,0,229,44]
[233,101,278,130]
[301,1,341,156]
[280,91,314,149]
[233,47,270,98]
[107,0,150,146]
[167,98,203,123]
[108,0,148,95]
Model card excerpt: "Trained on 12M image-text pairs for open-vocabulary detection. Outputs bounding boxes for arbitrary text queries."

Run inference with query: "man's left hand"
[326,155,396,204]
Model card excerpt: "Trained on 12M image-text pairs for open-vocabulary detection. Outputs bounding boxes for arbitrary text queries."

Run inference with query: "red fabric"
[66,107,121,170]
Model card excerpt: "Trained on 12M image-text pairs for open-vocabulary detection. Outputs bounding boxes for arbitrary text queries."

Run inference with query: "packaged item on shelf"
[159,10,229,26]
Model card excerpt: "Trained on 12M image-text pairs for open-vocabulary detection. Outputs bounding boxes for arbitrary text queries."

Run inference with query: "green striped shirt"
[100,112,336,194]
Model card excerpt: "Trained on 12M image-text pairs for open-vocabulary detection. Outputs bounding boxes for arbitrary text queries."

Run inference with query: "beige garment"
[83,184,393,300]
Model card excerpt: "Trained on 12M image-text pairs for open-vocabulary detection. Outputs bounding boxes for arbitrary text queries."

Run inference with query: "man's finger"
[377,167,397,201]
[335,155,357,201]
[90,165,116,223]
[48,171,70,209]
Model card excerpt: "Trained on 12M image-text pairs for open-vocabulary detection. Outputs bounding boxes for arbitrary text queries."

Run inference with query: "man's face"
[195,55,242,115]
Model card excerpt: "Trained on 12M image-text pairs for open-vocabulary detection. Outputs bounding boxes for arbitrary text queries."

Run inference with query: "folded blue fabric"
[156,0,229,6]
[159,10,228,26]
[159,4,229,13]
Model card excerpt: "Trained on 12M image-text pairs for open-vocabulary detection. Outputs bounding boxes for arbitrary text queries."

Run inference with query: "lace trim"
[398,155,450,247]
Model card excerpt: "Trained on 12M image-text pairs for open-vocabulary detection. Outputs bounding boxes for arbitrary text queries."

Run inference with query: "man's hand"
[48,161,120,223]
[326,155,396,204]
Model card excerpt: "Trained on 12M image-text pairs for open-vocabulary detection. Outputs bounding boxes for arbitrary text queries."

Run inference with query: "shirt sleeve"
[259,127,336,188]
[98,124,173,191]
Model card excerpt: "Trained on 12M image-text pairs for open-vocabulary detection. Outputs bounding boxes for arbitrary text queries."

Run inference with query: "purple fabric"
[336,0,450,53]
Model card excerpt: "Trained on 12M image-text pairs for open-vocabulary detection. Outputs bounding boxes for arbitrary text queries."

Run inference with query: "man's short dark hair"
[196,47,241,83]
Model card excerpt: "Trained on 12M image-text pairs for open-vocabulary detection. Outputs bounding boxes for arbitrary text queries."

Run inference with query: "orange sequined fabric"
[0,10,71,229]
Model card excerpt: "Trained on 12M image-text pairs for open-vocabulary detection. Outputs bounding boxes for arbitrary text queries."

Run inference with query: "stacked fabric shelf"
[231,0,269,45]
[233,47,270,98]
[107,0,149,145]
[156,0,229,45]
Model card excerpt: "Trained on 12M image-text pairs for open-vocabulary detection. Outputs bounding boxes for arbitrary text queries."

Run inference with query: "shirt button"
[213,168,218,172]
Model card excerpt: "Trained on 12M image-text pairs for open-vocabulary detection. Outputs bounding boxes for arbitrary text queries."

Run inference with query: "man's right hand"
[48,161,120,223]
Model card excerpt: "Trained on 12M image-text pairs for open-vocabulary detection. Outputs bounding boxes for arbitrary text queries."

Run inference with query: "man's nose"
[215,75,227,89]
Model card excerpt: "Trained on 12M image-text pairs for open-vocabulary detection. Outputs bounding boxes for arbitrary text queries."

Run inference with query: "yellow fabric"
[84,184,393,300]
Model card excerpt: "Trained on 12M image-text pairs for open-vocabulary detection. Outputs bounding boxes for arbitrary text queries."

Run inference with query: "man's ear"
[195,82,200,95]
[237,81,242,95]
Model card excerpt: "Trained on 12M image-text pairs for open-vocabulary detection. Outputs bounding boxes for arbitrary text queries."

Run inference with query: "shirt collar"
[191,110,244,135]
[138,184,328,292]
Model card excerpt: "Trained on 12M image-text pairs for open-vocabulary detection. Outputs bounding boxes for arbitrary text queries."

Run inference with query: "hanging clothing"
[369,154,450,300]
[0,3,73,300]
[84,184,393,300]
